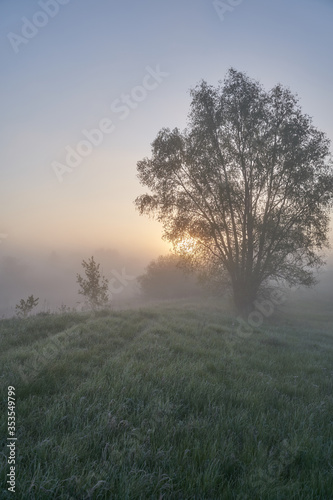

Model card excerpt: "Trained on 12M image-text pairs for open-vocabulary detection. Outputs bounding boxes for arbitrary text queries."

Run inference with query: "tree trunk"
[233,280,257,317]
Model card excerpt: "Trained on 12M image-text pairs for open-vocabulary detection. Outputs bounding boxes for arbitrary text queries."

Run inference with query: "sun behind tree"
[174,236,198,255]
[135,68,333,315]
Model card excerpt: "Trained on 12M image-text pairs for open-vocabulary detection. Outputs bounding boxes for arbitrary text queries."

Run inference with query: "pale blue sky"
[1,0,332,264]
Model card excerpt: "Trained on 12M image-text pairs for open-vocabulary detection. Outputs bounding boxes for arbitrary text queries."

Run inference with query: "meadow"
[1,298,332,499]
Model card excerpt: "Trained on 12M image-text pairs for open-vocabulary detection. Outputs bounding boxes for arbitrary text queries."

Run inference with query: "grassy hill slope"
[1,300,333,499]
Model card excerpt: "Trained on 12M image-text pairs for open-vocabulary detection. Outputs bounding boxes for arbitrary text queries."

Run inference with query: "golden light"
[174,236,198,255]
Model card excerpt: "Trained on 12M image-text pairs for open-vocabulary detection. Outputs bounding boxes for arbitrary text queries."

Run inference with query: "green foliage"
[1,299,333,498]
[138,254,205,298]
[76,256,109,311]
[135,68,333,314]
[15,294,39,318]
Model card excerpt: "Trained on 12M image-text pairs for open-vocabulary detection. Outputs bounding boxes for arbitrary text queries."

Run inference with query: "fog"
[291,260,333,305]
[1,244,332,319]
[0,245,153,318]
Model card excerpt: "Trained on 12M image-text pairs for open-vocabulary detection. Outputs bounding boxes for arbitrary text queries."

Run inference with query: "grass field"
[1,298,333,499]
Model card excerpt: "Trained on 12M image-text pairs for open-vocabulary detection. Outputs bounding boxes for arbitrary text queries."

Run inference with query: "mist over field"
[0,244,332,318]
[1,0,333,498]
[0,246,148,317]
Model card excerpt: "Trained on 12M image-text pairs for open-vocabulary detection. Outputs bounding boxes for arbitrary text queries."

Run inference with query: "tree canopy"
[135,69,333,314]
[138,254,205,299]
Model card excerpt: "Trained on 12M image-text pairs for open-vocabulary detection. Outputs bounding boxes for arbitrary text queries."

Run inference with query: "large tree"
[135,69,333,314]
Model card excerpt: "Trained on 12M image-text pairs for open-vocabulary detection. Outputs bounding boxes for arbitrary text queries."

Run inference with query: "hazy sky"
[1,0,333,313]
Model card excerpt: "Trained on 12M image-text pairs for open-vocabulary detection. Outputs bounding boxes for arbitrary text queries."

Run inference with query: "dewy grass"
[1,300,332,499]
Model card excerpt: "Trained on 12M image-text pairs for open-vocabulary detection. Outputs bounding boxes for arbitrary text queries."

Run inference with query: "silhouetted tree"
[138,254,204,299]
[76,256,109,311]
[135,69,333,315]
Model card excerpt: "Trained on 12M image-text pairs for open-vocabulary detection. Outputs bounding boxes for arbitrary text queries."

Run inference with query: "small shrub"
[15,295,39,318]
[76,256,109,311]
